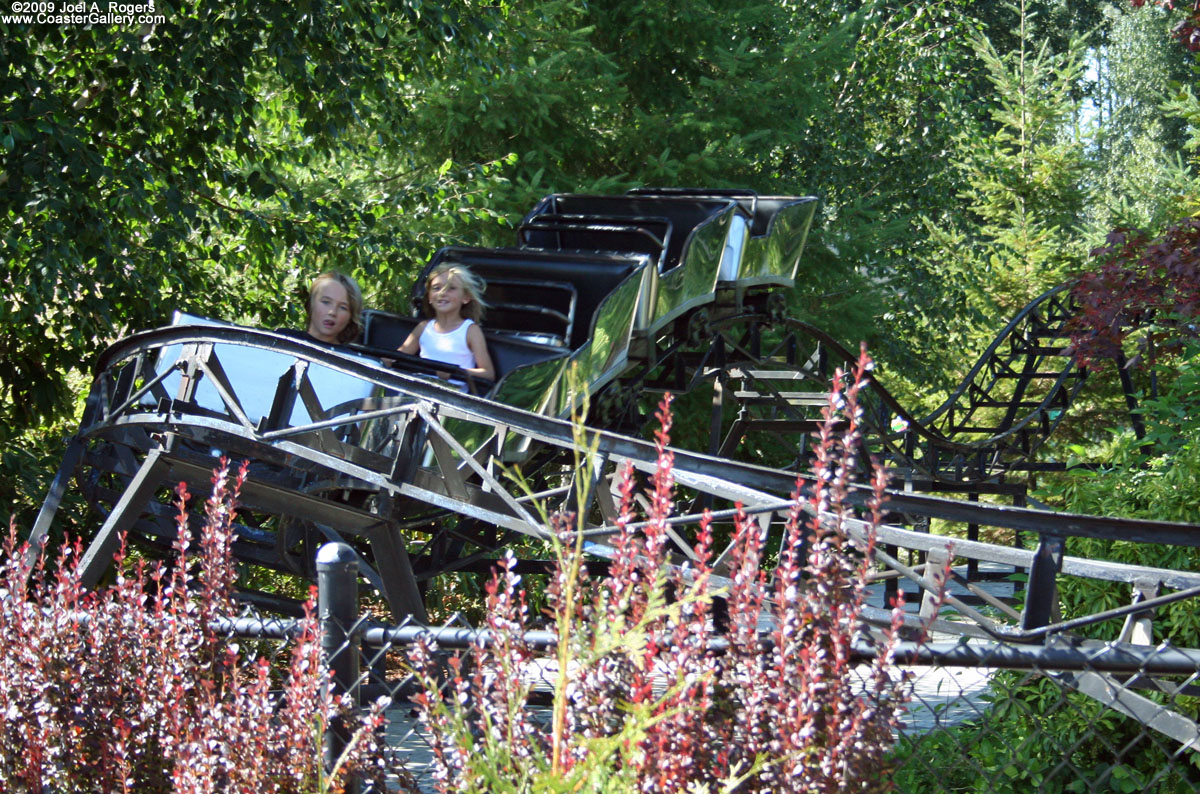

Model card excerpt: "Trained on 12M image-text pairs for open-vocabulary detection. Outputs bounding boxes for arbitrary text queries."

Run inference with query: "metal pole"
[1021,533,1064,635]
[318,542,360,791]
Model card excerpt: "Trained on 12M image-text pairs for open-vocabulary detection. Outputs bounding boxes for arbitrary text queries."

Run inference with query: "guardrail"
[211,542,1200,793]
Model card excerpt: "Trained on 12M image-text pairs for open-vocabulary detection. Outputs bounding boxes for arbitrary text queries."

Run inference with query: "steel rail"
[86,327,1200,549]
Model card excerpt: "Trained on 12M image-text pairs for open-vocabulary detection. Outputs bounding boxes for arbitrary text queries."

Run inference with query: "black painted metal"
[34,185,1193,759]
[318,542,360,790]
[1021,534,1065,632]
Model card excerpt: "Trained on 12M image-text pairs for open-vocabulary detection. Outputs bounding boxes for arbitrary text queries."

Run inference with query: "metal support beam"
[370,492,428,624]
[78,448,172,589]
[22,437,87,581]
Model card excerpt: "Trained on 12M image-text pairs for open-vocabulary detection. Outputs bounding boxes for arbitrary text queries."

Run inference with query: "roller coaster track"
[26,317,1196,632]
[22,302,1200,750]
[612,281,1090,490]
[25,187,1200,749]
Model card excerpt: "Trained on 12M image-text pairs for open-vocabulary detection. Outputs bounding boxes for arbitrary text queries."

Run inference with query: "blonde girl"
[399,264,495,383]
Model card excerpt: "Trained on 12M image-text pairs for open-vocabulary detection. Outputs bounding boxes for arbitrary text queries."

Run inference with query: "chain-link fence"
[9,538,1193,792]
[348,639,1200,793]
[892,639,1200,793]
[254,543,1199,794]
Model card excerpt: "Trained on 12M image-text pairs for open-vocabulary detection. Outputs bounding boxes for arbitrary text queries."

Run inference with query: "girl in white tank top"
[418,318,477,370]
[398,264,495,391]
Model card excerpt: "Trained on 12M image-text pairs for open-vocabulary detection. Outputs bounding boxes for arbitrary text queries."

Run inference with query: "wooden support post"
[920,545,952,620]
[966,492,979,580]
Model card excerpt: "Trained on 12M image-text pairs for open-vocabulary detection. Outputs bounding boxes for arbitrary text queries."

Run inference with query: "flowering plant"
[0,459,388,794]
[409,348,941,793]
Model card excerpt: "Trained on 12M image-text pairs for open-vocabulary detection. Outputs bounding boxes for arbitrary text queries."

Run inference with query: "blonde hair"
[306,271,364,344]
[424,263,489,324]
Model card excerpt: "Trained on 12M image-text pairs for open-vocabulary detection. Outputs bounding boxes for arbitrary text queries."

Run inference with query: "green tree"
[1088,2,1197,232]
[807,1,987,386]
[0,0,1034,523]
[0,0,516,436]
[0,0,531,524]
[403,0,986,382]
[922,5,1091,387]
[0,0,995,437]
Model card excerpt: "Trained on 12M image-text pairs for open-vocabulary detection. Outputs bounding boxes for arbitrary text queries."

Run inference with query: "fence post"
[318,541,360,790]
[1021,533,1064,634]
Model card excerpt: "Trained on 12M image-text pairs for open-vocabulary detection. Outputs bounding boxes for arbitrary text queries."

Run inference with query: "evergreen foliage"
[1089,2,1198,231]
[1,0,993,522]
[915,4,1092,410]
[2,0,1198,563]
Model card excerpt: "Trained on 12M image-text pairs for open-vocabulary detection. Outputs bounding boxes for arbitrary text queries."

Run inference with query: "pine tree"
[926,1,1091,325]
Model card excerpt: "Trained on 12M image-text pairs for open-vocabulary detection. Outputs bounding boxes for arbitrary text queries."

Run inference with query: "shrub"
[894,294,1200,792]
[0,458,389,794]
[1066,219,1200,366]
[409,348,943,793]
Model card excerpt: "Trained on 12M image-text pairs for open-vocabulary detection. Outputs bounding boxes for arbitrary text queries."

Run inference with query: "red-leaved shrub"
[0,458,388,793]
[410,348,937,793]
[1067,219,1200,365]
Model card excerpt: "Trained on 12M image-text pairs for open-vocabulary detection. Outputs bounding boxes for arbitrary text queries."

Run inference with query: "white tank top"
[419,319,476,370]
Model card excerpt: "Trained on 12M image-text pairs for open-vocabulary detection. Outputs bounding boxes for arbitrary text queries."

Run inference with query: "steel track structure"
[27,320,1200,627]
[27,186,1200,747]
[610,280,1090,488]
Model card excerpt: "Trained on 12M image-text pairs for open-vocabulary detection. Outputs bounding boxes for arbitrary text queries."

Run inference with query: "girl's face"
[428,272,470,319]
[307,280,352,343]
